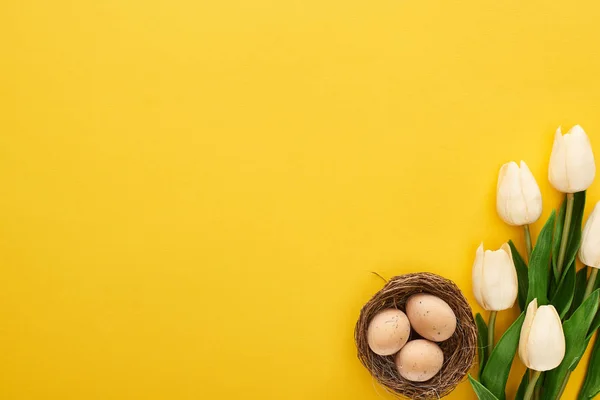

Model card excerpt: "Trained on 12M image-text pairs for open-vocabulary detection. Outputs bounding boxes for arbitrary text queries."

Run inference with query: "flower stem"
[524,370,542,400]
[556,193,575,278]
[487,311,497,356]
[555,370,571,400]
[524,224,533,261]
[585,268,598,298]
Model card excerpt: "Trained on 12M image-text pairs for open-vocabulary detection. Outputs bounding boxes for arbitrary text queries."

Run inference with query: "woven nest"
[355,272,477,399]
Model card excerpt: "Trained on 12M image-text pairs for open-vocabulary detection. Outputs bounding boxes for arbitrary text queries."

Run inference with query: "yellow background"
[2,0,600,399]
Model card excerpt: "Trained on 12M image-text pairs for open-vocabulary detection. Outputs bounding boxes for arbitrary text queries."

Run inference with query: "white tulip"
[472,243,518,311]
[518,299,565,371]
[548,125,596,193]
[579,201,600,268]
[497,161,543,226]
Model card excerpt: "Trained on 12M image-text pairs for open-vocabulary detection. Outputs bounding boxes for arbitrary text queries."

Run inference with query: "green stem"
[584,268,598,298]
[524,370,542,400]
[555,370,571,400]
[524,224,533,261]
[487,311,497,357]
[556,193,575,278]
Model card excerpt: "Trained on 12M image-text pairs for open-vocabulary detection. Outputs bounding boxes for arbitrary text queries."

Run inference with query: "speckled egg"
[395,339,444,382]
[406,293,457,342]
[367,308,411,356]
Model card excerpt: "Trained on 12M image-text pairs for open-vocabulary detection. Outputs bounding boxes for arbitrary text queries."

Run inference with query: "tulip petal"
[497,162,528,225]
[549,127,569,192]
[500,243,519,296]
[580,201,600,268]
[472,243,487,310]
[496,163,512,224]
[519,161,543,224]
[527,305,566,371]
[482,247,518,311]
[519,298,538,368]
[564,125,595,193]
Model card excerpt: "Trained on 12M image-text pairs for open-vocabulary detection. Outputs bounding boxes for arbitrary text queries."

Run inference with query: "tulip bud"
[518,299,565,371]
[472,243,518,311]
[548,125,596,193]
[496,161,543,226]
[579,201,600,268]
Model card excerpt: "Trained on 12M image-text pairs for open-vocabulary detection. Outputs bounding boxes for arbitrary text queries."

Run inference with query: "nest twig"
[355,272,477,399]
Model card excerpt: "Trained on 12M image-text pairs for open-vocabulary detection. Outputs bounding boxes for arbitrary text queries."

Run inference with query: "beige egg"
[395,339,444,382]
[406,293,457,342]
[367,308,411,356]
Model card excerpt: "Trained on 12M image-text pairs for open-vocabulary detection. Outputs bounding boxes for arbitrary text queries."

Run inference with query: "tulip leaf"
[509,240,529,312]
[548,269,558,299]
[552,192,586,282]
[551,260,576,320]
[587,310,600,342]
[527,211,556,306]
[587,276,600,339]
[577,334,600,400]
[569,268,590,319]
[515,370,528,400]
[469,374,500,400]
[476,313,488,376]
[541,290,600,400]
[552,196,567,281]
[481,312,525,400]
[564,191,586,278]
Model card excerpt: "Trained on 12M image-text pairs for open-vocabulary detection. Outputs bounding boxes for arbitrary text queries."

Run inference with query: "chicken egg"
[367,308,411,356]
[395,339,444,382]
[406,293,457,342]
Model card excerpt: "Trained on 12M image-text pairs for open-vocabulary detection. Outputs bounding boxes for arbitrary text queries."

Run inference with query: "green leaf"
[552,192,586,282]
[578,334,600,400]
[563,192,587,279]
[542,290,600,400]
[551,260,576,320]
[481,312,525,400]
[536,373,545,399]
[476,313,488,377]
[588,273,600,339]
[509,240,529,312]
[515,370,529,400]
[527,211,556,306]
[569,268,589,319]
[469,374,500,400]
[588,311,600,341]
[552,197,567,281]
[548,268,558,299]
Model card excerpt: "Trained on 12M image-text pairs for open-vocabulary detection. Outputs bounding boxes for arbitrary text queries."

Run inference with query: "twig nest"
[355,272,477,399]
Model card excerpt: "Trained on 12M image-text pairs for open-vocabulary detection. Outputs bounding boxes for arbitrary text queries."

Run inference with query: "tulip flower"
[472,243,518,354]
[497,161,543,226]
[519,299,565,371]
[549,125,596,277]
[579,201,600,299]
[472,243,518,312]
[580,201,600,269]
[548,125,595,194]
[518,299,566,400]
[497,160,542,259]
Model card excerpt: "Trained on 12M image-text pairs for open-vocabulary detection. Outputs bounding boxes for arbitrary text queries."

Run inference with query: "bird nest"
[355,272,477,399]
